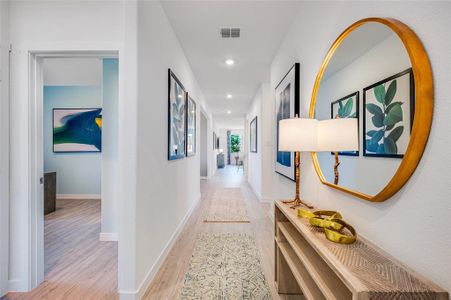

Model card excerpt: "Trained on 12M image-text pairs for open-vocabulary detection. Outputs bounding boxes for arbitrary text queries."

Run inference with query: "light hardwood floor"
[3,167,300,300]
[3,199,118,300]
[142,166,301,300]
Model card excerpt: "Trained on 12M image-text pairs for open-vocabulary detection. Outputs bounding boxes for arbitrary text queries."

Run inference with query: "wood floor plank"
[2,199,118,300]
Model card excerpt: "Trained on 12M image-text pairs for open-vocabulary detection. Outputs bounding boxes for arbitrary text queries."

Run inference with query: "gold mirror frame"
[309,17,433,202]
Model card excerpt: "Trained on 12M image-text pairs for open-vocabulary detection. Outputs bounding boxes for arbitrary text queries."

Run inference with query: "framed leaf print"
[363,68,414,158]
[186,96,196,156]
[275,63,300,181]
[168,69,187,160]
[330,91,359,156]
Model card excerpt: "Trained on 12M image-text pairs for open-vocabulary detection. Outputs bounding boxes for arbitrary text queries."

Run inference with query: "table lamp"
[278,118,319,209]
[318,119,358,185]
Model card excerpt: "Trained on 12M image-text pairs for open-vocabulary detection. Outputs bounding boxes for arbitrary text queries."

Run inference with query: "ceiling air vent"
[220,27,240,38]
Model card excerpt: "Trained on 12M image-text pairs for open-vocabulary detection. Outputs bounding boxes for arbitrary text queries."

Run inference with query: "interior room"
[0,1,450,300]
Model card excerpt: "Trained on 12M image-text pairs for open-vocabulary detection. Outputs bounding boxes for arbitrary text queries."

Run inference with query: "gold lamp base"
[282,198,313,209]
[282,151,314,210]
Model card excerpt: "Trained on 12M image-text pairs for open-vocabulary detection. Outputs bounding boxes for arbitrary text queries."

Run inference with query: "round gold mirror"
[309,18,433,202]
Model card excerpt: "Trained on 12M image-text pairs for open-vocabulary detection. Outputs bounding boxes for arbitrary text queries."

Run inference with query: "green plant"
[336,98,356,118]
[366,79,404,154]
[230,135,241,154]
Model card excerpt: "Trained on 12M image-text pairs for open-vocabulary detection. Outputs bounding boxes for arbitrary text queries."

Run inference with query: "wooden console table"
[274,200,448,300]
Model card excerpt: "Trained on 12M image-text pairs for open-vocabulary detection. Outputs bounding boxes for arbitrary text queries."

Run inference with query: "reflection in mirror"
[314,23,413,196]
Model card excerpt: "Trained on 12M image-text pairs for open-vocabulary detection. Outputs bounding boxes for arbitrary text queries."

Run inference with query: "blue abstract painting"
[275,63,299,181]
[53,108,102,152]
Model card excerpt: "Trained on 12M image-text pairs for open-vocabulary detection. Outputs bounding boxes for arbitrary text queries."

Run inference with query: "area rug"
[179,233,272,300]
[203,188,250,223]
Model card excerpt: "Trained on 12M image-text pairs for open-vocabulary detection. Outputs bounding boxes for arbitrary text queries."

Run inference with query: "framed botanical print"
[186,96,196,156]
[330,91,359,156]
[363,68,414,158]
[275,63,300,181]
[168,69,187,160]
[53,108,102,153]
[250,116,257,153]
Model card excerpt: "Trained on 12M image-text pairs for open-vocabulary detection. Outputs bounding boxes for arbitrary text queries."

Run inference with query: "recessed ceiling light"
[227,94,232,99]
[225,59,235,66]
[227,110,231,114]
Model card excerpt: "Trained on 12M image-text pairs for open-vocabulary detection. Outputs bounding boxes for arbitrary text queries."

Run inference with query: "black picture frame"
[330,91,360,156]
[250,116,258,153]
[186,95,196,157]
[274,63,300,181]
[168,69,187,160]
[213,132,217,149]
[216,137,220,149]
[52,108,102,153]
[363,68,415,158]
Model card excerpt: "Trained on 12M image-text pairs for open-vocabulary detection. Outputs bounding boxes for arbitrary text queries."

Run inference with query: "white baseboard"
[99,232,118,242]
[8,279,26,292]
[247,181,273,203]
[119,193,201,300]
[57,194,101,200]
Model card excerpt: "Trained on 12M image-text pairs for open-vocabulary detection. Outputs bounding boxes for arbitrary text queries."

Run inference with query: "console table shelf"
[274,200,448,300]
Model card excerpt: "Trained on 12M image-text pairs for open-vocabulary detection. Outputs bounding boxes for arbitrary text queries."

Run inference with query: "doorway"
[27,52,119,297]
[200,110,208,178]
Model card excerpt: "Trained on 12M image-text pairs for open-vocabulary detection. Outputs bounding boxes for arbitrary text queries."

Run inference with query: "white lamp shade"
[278,118,319,152]
[318,118,358,152]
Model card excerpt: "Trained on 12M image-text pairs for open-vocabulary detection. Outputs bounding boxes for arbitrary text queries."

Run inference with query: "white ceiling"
[161,1,302,119]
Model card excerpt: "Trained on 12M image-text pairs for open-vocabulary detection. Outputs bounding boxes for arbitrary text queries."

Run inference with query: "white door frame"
[28,50,119,289]
[0,38,10,300]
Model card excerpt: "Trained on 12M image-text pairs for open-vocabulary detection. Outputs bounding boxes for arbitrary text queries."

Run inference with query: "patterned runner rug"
[179,233,272,300]
[203,188,250,223]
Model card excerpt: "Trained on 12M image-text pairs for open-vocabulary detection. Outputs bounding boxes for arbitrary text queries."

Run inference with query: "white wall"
[265,1,451,292]
[246,82,272,202]
[0,0,10,296]
[44,58,102,86]
[246,86,263,199]
[200,111,208,177]
[7,0,135,293]
[131,2,214,298]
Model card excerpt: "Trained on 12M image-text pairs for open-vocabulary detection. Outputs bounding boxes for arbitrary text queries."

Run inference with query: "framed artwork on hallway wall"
[53,108,102,153]
[186,95,196,156]
[168,69,187,160]
[330,91,360,156]
[363,68,414,158]
[275,63,300,181]
[250,116,257,153]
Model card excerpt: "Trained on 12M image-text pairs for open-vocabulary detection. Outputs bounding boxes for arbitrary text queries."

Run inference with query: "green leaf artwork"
[365,79,404,155]
[333,94,358,156]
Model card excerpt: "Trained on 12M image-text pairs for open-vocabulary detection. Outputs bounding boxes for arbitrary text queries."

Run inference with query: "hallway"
[143,166,300,299]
